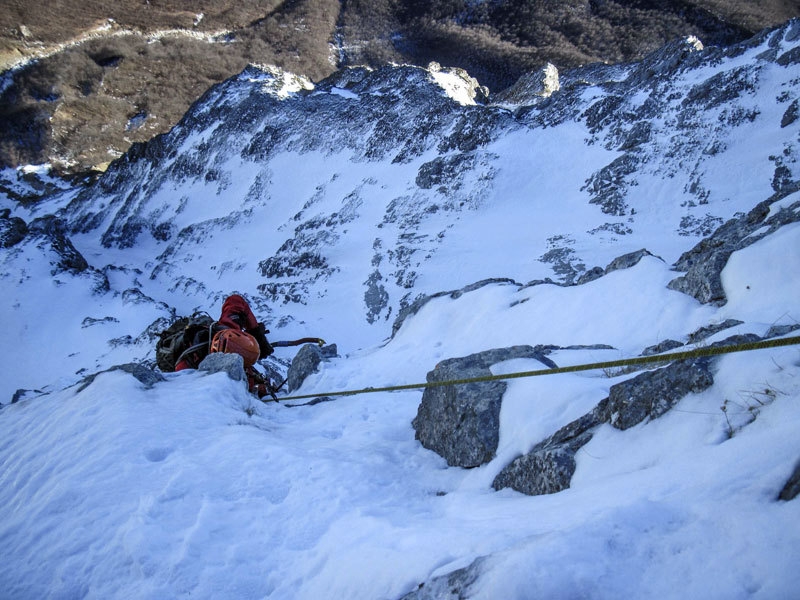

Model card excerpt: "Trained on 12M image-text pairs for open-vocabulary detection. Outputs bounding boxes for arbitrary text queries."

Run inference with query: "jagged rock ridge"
[1,0,795,174]
[16,19,789,351]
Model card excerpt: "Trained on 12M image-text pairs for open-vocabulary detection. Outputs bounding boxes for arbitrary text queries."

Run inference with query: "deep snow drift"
[1,19,800,600]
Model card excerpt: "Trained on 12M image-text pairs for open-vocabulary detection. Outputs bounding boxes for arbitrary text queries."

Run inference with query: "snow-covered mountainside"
[1,19,799,600]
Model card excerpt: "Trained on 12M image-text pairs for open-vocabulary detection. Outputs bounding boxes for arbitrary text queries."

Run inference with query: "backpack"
[155,312,216,372]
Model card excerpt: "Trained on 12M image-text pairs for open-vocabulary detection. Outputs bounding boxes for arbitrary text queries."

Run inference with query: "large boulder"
[198,353,247,383]
[412,346,557,468]
[286,343,338,392]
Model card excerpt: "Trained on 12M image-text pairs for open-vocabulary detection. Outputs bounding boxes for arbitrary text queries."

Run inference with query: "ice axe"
[271,337,326,348]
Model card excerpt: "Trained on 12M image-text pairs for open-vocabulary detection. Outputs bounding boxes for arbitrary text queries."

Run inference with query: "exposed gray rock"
[596,359,715,430]
[392,279,521,338]
[412,346,557,468]
[286,343,338,392]
[778,461,800,501]
[400,556,487,600]
[493,408,604,496]
[576,266,605,285]
[581,153,639,216]
[605,249,658,274]
[765,323,800,338]
[668,189,800,304]
[687,319,744,344]
[0,210,28,248]
[574,249,658,286]
[198,353,247,383]
[642,339,685,356]
[364,269,389,324]
[494,353,717,496]
[111,363,166,388]
[74,362,166,393]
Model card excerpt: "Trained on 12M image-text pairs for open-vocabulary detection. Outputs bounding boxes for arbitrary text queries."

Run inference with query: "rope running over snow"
[269,335,800,403]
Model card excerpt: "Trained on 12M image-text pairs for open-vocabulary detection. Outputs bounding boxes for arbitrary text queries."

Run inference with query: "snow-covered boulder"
[286,343,338,392]
[412,346,556,468]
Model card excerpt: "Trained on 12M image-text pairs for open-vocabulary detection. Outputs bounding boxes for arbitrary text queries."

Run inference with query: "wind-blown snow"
[2,20,800,600]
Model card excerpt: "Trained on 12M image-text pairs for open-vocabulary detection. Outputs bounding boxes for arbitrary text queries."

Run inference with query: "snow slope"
[1,237,799,599]
[1,19,800,600]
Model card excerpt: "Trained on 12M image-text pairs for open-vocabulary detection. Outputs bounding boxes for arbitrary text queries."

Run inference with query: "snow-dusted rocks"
[19,18,792,358]
[412,346,556,468]
[668,189,800,305]
[490,62,560,111]
[0,209,27,247]
[198,352,247,383]
[492,354,715,496]
[286,342,338,393]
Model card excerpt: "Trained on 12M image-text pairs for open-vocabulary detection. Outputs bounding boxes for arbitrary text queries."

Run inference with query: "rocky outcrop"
[595,358,715,430]
[198,353,247,383]
[2,2,788,176]
[34,20,799,335]
[412,346,557,468]
[577,248,660,285]
[668,189,800,305]
[286,343,338,393]
[493,356,716,495]
[0,209,28,247]
[491,63,560,110]
[74,362,165,393]
[28,215,90,274]
[400,557,486,600]
[779,462,800,501]
[492,408,605,496]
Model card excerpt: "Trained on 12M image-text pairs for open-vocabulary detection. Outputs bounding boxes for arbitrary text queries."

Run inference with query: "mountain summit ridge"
[27,19,793,349]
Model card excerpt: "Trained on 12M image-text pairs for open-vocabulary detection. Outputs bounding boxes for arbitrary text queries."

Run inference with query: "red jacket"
[218,294,259,330]
[175,294,271,371]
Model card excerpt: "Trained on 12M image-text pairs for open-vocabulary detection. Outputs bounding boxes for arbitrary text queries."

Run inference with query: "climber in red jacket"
[175,295,273,398]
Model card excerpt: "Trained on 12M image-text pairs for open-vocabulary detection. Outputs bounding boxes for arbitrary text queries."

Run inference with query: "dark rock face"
[412,346,557,468]
[198,353,247,383]
[779,462,800,501]
[668,190,800,305]
[493,356,716,496]
[595,359,714,430]
[399,556,486,600]
[286,343,338,393]
[0,210,28,247]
